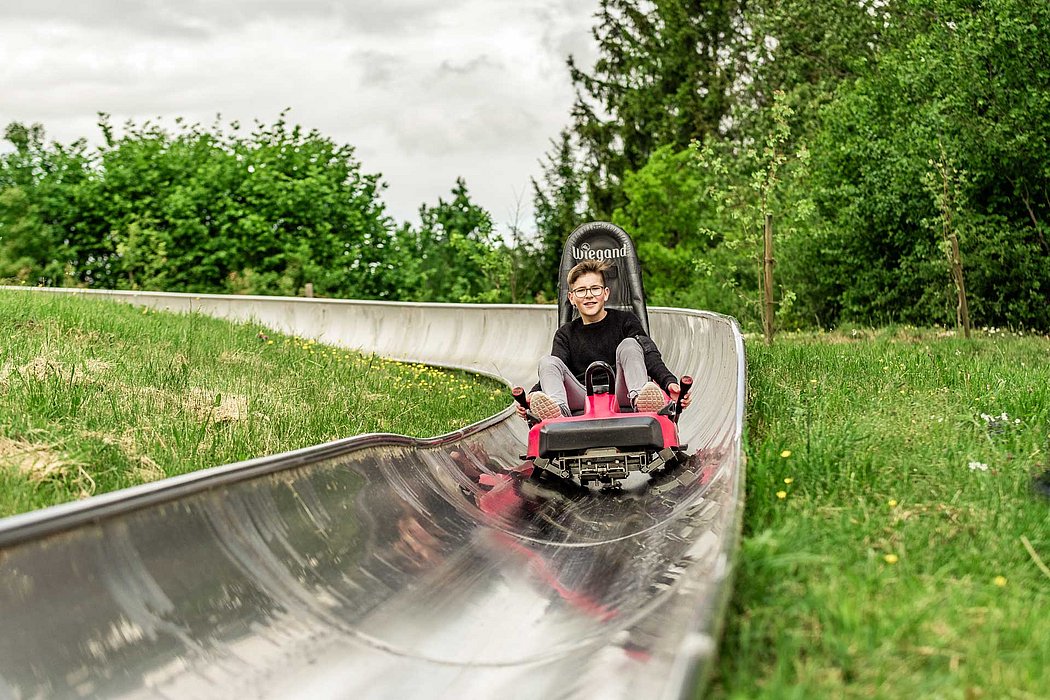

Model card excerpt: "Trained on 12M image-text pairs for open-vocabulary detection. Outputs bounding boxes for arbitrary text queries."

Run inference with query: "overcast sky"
[0,0,599,233]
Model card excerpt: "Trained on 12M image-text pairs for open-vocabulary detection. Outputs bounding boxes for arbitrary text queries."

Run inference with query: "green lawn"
[0,291,508,517]
[711,327,1049,699]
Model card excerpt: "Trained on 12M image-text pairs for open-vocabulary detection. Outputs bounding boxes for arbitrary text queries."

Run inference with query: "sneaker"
[632,381,666,413]
[529,392,568,421]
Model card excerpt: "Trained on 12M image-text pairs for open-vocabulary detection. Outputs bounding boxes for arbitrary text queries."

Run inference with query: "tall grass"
[0,291,508,517]
[712,327,1049,698]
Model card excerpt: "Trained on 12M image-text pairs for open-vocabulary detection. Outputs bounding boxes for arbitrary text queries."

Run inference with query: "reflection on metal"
[0,289,745,699]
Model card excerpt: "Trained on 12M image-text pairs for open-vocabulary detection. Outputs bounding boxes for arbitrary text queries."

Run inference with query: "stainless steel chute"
[0,289,745,699]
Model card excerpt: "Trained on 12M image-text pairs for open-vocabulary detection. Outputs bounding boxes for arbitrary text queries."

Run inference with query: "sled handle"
[584,361,615,396]
[511,386,529,409]
[673,376,693,424]
[512,387,539,426]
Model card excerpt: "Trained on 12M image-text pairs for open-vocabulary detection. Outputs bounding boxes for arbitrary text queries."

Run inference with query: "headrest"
[558,222,649,334]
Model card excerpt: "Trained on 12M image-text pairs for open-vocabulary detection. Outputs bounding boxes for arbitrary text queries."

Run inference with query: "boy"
[517,259,691,421]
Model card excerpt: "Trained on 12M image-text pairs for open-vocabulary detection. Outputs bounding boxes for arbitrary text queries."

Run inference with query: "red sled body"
[517,362,691,488]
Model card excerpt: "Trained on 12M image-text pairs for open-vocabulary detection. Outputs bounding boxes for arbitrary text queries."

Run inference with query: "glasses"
[570,285,606,298]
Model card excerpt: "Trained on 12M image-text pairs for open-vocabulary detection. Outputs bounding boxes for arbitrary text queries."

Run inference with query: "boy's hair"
[567,259,610,287]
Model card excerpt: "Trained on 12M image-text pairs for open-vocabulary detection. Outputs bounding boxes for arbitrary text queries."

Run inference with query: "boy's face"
[568,271,609,323]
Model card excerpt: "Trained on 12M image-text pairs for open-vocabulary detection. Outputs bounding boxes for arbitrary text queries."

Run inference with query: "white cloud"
[0,0,599,232]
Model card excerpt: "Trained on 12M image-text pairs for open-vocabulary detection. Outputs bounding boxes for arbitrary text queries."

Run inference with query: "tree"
[923,144,971,338]
[611,145,720,309]
[393,178,510,303]
[1,114,399,298]
[531,130,585,300]
[214,114,396,299]
[568,0,744,217]
[0,123,96,286]
[692,91,813,339]
[732,0,887,132]
[804,0,1050,329]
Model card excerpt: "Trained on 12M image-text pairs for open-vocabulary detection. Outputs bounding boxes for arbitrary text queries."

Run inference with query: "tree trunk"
[763,213,775,344]
[935,144,971,339]
[947,233,971,338]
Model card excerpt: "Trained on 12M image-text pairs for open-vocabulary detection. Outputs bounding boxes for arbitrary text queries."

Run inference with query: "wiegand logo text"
[573,242,628,261]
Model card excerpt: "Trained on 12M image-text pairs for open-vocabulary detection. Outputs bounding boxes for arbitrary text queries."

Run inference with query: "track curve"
[0,289,745,700]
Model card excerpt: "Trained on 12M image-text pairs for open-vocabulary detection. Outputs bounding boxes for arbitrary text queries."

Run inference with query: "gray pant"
[536,338,649,413]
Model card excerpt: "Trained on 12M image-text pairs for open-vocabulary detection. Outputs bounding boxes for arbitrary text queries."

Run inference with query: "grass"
[710,326,1050,699]
[4,292,1047,696]
[0,290,508,517]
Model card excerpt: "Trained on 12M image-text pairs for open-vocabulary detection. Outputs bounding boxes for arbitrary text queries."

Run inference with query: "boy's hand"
[668,383,692,409]
[516,397,529,420]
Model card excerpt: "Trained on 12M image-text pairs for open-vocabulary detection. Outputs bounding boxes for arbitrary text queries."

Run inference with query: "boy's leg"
[536,355,587,413]
[615,338,654,406]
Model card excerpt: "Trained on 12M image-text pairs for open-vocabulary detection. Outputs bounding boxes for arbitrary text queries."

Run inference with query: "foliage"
[567,0,744,217]
[730,0,886,135]
[6,0,1050,328]
[0,116,544,305]
[0,123,94,286]
[390,178,514,303]
[684,91,813,330]
[922,144,972,336]
[803,0,1050,330]
[531,130,585,301]
[611,145,729,312]
[548,0,1050,331]
[2,114,396,298]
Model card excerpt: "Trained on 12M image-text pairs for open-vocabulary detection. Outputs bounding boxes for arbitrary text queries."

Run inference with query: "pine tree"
[531,130,584,297]
[567,0,744,217]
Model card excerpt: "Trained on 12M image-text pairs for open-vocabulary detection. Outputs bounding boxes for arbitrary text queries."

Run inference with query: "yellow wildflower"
[888,499,898,508]
[780,450,792,458]
[776,490,787,499]
[784,477,793,484]
[884,554,899,564]
[993,576,1007,587]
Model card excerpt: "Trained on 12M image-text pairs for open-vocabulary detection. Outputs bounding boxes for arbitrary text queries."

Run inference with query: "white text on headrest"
[573,242,627,260]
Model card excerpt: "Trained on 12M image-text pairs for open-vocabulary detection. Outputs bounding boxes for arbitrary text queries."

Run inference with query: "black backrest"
[558,222,649,334]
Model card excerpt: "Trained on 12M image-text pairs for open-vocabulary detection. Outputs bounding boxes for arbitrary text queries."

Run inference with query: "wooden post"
[304,283,314,298]
[763,213,775,344]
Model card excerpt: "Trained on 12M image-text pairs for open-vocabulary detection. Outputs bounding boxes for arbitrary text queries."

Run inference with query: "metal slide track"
[0,289,745,700]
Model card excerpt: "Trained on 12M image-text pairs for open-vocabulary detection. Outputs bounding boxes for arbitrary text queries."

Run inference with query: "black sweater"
[534,308,677,391]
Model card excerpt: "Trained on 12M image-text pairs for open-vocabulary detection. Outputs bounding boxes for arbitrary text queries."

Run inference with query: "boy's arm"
[624,316,678,391]
[637,335,677,391]
[551,325,571,364]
